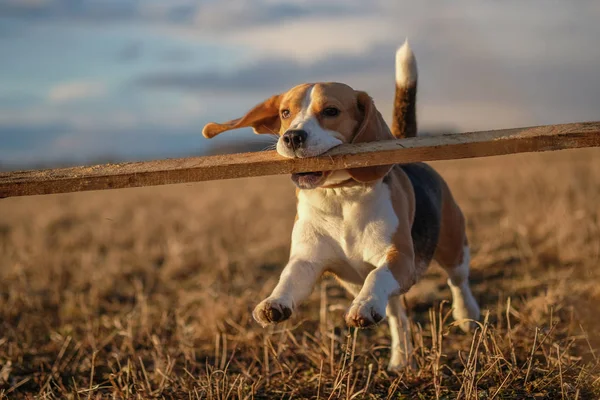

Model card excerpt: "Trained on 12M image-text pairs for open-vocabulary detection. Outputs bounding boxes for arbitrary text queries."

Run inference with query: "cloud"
[3,0,600,169]
[0,121,68,151]
[0,92,43,108]
[0,0,139,22]
[159,48,194,63]
[190,0,364,32]
[116,41,143,62]
[215,15,393,61]
[0,92,233,170]
[0,0,363,28]
[0,0,51,12]
[135,43,395,95]
[0,116,209,170]
[48,81,107,103]
[142,1,600,131]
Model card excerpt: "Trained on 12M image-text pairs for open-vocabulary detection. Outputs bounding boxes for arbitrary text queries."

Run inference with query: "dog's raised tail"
[392,39,418,139]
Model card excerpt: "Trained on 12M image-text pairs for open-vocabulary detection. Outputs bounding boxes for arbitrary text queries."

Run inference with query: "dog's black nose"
[282,130,307,150]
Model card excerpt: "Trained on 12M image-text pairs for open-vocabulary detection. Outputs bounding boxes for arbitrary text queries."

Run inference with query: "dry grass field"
[1,148,599,399]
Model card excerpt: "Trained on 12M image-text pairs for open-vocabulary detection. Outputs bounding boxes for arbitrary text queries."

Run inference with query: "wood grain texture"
[1,121,599,198]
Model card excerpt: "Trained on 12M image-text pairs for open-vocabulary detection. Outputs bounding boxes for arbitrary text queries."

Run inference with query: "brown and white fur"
[202,40,480,370]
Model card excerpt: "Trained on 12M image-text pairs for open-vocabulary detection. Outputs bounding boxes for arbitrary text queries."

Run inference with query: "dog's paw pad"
[253,299,292,326]
[264,304,291,322]
[345,300,384,328]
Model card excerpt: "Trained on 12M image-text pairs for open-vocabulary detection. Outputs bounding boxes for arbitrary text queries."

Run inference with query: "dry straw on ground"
[1,148,599,399]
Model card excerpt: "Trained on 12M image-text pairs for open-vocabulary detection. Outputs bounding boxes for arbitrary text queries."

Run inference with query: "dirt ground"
[1,148,599,399]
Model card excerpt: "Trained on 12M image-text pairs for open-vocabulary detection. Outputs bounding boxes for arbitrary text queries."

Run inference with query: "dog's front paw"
[345,297,385,328]
[252,298,293,327]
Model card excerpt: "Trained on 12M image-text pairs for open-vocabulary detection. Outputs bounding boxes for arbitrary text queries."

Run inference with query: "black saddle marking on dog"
[398,163,442,267]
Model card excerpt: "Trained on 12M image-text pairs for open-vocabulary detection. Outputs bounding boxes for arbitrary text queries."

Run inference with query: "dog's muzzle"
[282,129,307,151]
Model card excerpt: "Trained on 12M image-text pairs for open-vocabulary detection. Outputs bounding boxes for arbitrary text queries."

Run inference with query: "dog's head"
[203,82,394,188]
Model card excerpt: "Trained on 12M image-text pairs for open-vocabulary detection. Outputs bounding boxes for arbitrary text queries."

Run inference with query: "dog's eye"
[281,109,291,119]
[322,107,340,117]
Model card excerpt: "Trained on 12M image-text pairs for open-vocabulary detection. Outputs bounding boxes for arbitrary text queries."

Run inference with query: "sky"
[1,0,599,169]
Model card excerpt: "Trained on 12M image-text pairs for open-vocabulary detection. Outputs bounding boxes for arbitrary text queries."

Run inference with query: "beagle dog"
[202,41,480,370]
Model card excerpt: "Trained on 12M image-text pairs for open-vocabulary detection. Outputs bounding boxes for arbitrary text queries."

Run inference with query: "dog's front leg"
[252,221,333,327]
[345,246,416,329]
[252,257,324,326]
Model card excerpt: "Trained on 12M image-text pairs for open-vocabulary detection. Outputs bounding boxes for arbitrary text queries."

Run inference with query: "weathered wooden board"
[1,121,599,198]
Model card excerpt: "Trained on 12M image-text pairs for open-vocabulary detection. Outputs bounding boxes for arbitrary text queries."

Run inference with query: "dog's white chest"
[295,183,399,280]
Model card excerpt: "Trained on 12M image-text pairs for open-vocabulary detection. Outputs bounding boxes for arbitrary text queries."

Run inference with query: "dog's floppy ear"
[202,94,282,138]
[348,91,395,183]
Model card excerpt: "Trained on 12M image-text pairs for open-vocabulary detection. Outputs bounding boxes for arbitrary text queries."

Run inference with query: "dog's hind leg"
[386,294,413,371]
[443,244,480,332]
[434,192,480,332]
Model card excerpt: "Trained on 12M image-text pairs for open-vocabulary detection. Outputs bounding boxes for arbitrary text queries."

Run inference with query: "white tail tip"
[396,39,417,86]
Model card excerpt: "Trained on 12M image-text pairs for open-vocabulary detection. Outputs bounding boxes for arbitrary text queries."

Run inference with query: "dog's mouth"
[291,171,327,189]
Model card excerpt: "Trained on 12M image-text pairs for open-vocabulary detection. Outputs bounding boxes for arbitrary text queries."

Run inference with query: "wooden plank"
[1,121,599,198]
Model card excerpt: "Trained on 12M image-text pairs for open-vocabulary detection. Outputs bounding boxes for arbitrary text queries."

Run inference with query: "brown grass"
[1,149,599,399]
